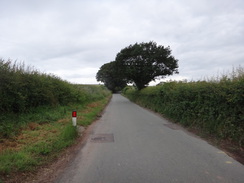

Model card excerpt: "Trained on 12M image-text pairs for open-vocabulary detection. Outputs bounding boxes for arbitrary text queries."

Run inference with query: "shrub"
[123,67,244,146]
[0,59,111,138]
[0,59,86,113]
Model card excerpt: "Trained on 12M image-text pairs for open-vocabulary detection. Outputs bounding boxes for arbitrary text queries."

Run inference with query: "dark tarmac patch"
[90,134,114,143]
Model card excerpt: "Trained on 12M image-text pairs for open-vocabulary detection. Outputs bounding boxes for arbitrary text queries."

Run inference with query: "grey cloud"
[0,0,243,84]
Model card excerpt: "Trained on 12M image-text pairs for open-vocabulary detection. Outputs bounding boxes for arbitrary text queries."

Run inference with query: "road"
[55,94,244,183]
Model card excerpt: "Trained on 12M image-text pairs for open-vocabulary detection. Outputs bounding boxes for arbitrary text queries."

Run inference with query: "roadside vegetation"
[123,67,244,148]
[96,41,243,160]
[0,59,111,180]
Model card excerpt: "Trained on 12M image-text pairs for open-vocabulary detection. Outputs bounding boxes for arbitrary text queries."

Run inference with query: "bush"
[0,59,111,138]
[123,67,244,146]
[0,59,86,113]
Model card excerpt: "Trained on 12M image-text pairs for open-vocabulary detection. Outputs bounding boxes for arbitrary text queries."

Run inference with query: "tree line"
[96,41,179,92]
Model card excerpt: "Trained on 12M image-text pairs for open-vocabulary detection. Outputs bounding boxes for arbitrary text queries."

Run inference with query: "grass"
[0,58,112,181]
[78,101,108,126]
[0,105,70,138]
[0,58,111,139]
[0,96,111,178]
[0,85,111,139]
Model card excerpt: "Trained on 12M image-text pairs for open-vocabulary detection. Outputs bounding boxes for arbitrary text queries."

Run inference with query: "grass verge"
[0,96,111,181]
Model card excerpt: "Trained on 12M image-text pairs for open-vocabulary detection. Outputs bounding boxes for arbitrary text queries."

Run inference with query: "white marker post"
[72,110,77,126]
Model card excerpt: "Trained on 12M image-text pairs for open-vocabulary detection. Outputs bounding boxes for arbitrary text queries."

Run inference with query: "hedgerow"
[0,59,111,138]
[123,67,244,146]
[0,59,86,113]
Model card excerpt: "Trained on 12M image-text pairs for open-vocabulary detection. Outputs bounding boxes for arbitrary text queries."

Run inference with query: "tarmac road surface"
[55,94,244,183]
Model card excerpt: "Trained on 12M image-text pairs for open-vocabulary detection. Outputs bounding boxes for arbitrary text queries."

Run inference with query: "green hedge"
[0,59,87,113]
[123,69,244,146]
[0,59,111,138]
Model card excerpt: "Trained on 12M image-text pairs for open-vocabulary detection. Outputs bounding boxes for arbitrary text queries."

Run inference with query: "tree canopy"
[96,61,127,93]
[96,41,179,91]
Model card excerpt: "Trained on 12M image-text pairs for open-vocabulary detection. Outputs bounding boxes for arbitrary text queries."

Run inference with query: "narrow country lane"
[55,94,244,183]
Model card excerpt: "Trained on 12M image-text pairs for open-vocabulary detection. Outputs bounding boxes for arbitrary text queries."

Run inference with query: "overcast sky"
[1,0,243,85]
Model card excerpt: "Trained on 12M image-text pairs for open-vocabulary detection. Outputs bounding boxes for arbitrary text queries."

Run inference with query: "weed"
[0,96,111,176]
[0,150,38,174]
[0,58,112,180]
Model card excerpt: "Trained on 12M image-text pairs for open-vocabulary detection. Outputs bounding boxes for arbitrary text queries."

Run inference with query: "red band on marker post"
[72,111,77,117]
[72,111,77,126]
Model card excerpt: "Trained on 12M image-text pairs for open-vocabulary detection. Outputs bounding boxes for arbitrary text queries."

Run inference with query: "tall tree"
[96,61,127,93]
[115,41,179,90]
